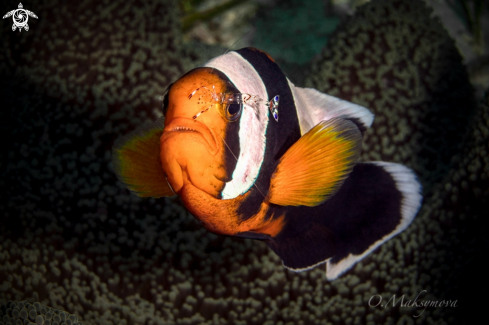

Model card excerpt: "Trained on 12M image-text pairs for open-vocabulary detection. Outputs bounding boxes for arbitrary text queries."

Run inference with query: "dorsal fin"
[247,47,275,62]
[267,118,362,207]
[288,81,374,136]
[112,117,174,197]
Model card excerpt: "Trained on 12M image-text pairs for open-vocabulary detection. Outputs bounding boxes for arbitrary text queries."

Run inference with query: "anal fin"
[266,221,337,271]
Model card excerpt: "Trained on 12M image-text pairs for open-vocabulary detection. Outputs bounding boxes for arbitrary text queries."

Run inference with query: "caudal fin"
[265,162,422,280]
[325,162,422,279]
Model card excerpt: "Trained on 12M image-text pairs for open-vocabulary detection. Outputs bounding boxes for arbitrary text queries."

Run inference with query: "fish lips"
[161,117,219,155]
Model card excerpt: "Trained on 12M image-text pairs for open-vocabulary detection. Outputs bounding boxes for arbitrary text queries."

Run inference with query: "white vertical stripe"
[204,52,269,199]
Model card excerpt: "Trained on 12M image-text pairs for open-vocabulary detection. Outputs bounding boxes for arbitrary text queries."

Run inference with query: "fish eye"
[222,94,243,122]
[227,103,242,117]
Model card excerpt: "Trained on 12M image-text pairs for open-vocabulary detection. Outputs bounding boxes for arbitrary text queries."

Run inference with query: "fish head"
[160,67,240,198]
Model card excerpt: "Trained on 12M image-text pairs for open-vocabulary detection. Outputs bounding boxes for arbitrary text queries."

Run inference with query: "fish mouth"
[161,117,218,154]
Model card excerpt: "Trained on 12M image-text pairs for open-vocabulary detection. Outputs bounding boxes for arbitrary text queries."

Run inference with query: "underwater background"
[0,0,488,324]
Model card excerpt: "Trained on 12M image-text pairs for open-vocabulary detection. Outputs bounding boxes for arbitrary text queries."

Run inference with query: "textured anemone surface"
[0,300,82,325]
[0,0,486,324]
[305,0,476,191]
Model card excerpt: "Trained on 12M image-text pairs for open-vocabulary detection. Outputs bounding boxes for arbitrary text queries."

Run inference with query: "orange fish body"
[113,48,422,279]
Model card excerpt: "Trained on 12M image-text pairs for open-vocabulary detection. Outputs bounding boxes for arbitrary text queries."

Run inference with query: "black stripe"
[234,48,301,220]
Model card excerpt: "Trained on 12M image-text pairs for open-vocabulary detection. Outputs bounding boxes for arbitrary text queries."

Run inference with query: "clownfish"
[113,48,422,280]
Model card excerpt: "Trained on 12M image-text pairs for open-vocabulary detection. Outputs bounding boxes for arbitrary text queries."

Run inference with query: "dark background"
[1,0,488,324]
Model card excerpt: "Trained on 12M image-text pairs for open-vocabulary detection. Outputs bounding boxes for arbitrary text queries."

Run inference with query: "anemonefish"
[113,48,422,280]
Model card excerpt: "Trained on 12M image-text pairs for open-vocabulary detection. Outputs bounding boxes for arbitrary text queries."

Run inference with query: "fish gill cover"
[0,0,487,324]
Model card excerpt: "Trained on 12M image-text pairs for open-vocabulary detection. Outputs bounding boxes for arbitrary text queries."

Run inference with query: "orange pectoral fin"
[112,117,174,197]
[268,118,362,207]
